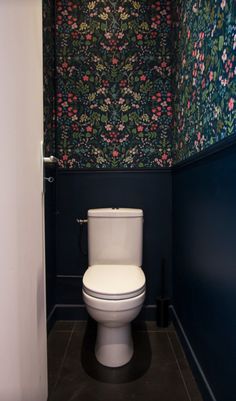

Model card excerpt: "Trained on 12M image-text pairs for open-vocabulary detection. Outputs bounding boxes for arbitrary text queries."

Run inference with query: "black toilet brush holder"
[156,259,170,328]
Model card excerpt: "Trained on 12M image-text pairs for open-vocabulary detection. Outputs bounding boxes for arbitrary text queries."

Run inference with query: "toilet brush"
[156,258,170,327]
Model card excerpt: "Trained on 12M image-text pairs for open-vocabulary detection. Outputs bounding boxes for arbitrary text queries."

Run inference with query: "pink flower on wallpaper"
[167,106,172,116]
[57,106,62,117]
[137,125,144,132]
[86,34,93,40]
[137,34,143,40]
[151,31,157,38]
[86,126,93,132]
[228,98,234,111]
[102,80,109,87]
[112,57,119,65]
[112,150,119,157]
[151,124,158,131]
[82,75,89,81]
[117,32,124,39]
[162,153,168,160]
[67,16,77,26]
[140,75,147,81]
[118,124,125,131]
[209,71,214,81]
[62,62,69,70]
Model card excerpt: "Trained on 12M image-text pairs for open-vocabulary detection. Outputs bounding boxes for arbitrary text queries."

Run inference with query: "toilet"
[82,208,146,368]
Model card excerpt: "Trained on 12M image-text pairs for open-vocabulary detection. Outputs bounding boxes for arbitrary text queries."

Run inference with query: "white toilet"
[82,208,146,368]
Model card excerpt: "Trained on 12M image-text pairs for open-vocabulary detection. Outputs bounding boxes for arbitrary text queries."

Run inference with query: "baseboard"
[170,305,217,401]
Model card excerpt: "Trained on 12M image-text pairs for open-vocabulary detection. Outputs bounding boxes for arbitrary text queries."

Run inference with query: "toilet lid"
[83,265,146,300]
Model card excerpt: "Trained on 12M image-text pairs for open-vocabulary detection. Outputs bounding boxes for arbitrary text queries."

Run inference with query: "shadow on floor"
[81,318,152,384]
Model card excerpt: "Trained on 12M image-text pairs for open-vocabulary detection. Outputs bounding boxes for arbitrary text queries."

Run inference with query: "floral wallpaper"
[172,0,236,163]
[43,0,56,156]
[55,0,173,168]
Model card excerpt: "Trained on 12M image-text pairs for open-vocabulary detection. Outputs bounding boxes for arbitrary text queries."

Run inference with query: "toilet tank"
[88,208,143,266]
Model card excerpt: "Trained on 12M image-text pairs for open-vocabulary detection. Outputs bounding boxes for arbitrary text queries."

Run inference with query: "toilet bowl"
[83,264,145,367]
[83,288,145,367]
[82,209,146,367]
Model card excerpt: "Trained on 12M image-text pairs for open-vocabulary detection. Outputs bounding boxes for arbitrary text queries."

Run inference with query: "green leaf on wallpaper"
[209,83,213,92]
[101,114,108,123]
[129,112,139,122]
[100,23,106,31]
[121,23,128,30]
[218,35,224,51]
[122,114,129,123]
[91,112,100,122]
[217,120,224,131]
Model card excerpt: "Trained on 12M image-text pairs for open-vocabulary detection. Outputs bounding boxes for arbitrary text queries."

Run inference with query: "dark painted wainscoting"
[53,170,172,320]
[172,143,236,401]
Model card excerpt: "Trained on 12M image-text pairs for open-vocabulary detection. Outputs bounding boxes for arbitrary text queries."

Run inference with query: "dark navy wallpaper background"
[43,0,56,157]
[172,0,236,163]
[55,0,173,168]
[43,0,236,167]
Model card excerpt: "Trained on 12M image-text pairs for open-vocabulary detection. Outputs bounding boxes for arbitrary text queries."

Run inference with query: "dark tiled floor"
[47,320,203,401]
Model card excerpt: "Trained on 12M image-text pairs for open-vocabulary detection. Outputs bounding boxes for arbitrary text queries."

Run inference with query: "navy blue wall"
[44,166,56,321]
[54,170,172,318]
[172,143,236,401]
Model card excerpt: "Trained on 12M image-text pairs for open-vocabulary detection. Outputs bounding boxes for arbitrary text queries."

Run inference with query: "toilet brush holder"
[156,296,170,327]
[156,258,170,327]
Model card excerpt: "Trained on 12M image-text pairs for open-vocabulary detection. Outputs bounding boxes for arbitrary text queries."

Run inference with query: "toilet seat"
[83,264,146,300]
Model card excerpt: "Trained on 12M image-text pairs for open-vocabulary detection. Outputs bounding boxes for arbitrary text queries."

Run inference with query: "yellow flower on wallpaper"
[99,13,109,20]
[88,93,96,101]
[133,1,141,9]
[124,63,133,71]
[121,105,131,112]
[142,114,150,122]
[79,22,88,30]
[88,2,96,10]
[80,114,89,122]
[96,64,105,71]
[99,104,109,112]
[120,13,129,20]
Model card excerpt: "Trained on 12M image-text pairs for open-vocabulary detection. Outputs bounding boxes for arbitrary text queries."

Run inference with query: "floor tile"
[168,332,203,401]
[47,329,73,392]
[52,320,75,332]
[48,320,197,401]
[133,320,175,333]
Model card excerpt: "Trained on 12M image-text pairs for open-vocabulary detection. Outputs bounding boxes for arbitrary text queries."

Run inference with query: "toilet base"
[95,323,133,367]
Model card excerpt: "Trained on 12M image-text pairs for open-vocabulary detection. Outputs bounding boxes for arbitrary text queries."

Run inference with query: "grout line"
[167,332,192,401]
[49,324,75,397]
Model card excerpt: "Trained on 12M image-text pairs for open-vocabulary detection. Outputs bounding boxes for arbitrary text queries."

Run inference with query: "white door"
[0,1,48,401]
